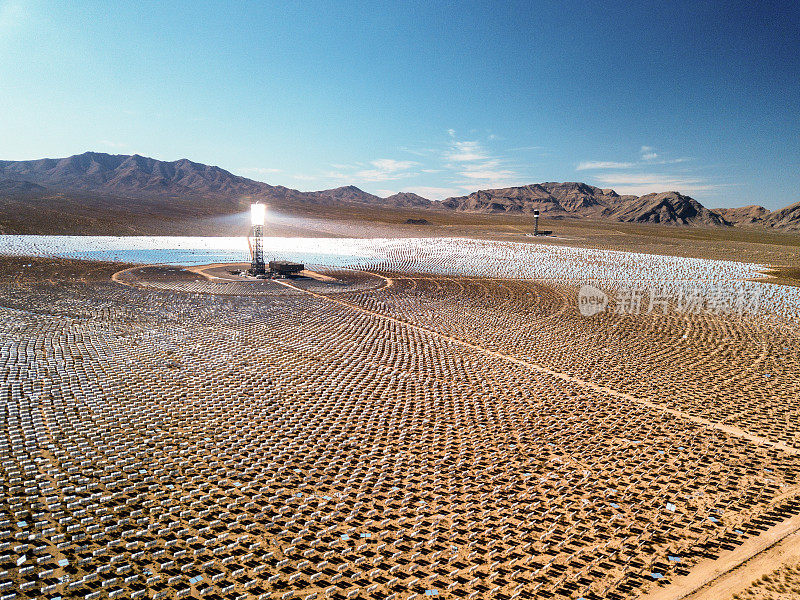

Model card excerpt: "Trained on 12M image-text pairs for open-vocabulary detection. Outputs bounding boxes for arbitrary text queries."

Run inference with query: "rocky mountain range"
[758,202,800,230]
[0,152,265,198]
[441,182,800,229]
[384,192,433,208]
[443,182,627,216]
[0,151,798,231]
[602,191,730,226]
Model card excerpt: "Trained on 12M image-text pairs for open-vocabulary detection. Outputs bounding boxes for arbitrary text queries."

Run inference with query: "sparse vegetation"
[736,562,800,599]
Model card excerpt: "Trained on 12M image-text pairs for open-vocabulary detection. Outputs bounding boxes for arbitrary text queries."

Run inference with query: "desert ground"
[1,229,800,600]
[6,197,800,266]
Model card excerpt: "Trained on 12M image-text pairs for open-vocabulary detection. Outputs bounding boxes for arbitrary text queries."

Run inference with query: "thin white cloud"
[459,167,516,180]
[398,147,436,157]
[640,145,659,161]
[98,140,127,150]
[576,161,635,171]
[354,158,418,182]
[445,140,489,162]
[370,159,416,172]
[321,171,350,181]
[657,157,691,164]
[354,171,410,182]
[455,178,530,192]
[287,130,535,197]
[440,132,532,191]
[239,167,281,175]
[592,172,722,196]
[402,186,463,200]
[577,151,692,172]
[289,158,419,188]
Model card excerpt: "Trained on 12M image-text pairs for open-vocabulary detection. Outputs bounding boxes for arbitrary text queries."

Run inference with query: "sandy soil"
[1,252,799,600]
[280,273,798,456]
[6,200,800,264]
[114,263,386,297]
[754,266,800,288]
[643,502,800,600]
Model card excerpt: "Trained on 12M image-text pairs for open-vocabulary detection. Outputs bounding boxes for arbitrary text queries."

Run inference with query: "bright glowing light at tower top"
[251,203,266,226]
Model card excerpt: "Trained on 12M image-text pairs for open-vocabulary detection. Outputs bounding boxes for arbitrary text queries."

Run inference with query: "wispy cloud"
[238,167,281,175]
[459,163,516,181]
[576,160,635,171]
[286,158,419,189]
[402,186,463,200]
[442,133,532,190]
[354,158,418,182]
[306,158,420,186]
[398,147,436,157]
[98,140,127,150]
[592,172,723,196]
[578,149,693,172]
[445,140,489,162]
[640,145,659,161]
[285,130,535,196]
[321,170,350,182]
[370,159,416,172]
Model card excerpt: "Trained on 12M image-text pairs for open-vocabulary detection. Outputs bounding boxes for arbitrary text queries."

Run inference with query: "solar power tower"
[250,203,266,275]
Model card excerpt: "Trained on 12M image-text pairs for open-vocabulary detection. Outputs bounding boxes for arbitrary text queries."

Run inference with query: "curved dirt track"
[280,274,798,456]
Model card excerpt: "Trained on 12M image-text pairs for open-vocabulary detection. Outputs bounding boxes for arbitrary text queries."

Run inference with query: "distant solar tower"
[533,208,540,236]
[250,203,266,275]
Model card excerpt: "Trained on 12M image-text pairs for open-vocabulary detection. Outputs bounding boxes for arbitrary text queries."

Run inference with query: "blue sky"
[1,1,798,207]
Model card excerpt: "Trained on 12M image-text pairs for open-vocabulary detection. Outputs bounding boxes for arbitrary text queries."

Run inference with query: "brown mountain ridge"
[0,151,797,231]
